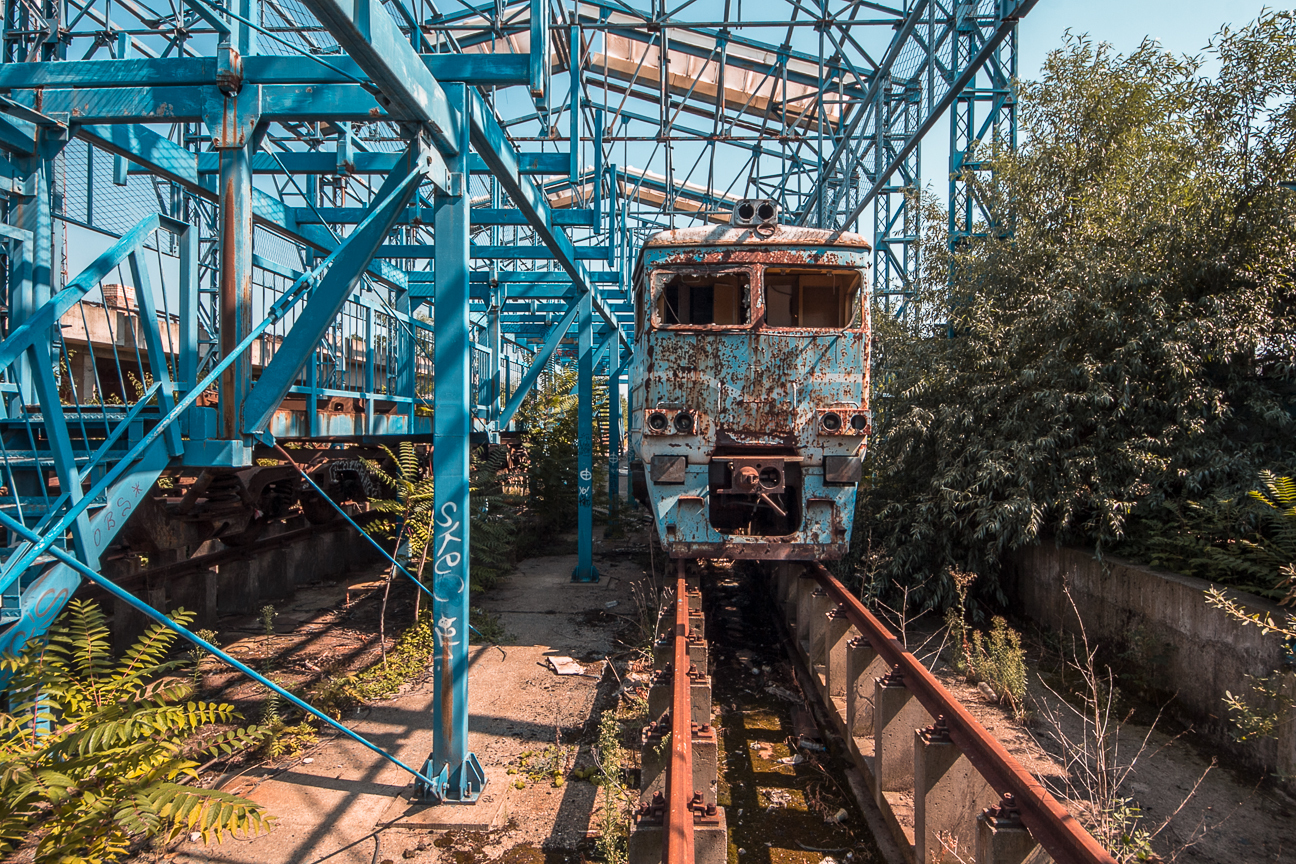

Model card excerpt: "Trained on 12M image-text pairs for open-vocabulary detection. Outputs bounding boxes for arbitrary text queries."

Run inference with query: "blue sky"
[1018,0,1280,79]
[910,0,1282,221]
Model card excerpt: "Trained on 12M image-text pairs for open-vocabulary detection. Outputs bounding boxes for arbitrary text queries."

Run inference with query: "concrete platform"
[380,766,511,830]
[169,547,645,864]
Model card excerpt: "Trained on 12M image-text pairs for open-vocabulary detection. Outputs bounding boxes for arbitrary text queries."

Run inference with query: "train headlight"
[648,411,669,432]
[819,408,870,435]
[673,411,694,434]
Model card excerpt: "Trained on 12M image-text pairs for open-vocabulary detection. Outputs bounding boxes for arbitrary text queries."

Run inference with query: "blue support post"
[626,376,636,510]
[487,276,502,430]
[364,303,375,433]
[606,353,622,533]
[178,221,198,397]
[217,141,253,443]
[113,33,131,187]
[593,112,603,233]
[572,288,598,583]
[8,151,52,415]
[570,24,580,184]
[420,82,485,805]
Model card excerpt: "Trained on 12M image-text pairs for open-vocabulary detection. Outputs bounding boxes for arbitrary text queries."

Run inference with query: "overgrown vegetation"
[1035,590,1215,863]
[0,600,269,861]
[514,365,609,547]
[593,711,631,864]
[311,611,439,717]
[967,617,1029,720]
[852,13,1296,609]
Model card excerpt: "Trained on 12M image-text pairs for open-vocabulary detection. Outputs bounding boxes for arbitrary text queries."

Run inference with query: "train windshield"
[763,268,862,329]
[653,268,751,327]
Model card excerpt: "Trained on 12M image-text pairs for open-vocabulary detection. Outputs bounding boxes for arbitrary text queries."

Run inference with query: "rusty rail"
[664,560,696,864]
[807,563,1117,864]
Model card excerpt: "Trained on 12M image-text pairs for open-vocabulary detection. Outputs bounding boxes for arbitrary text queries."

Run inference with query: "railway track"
[628,560,1118,864]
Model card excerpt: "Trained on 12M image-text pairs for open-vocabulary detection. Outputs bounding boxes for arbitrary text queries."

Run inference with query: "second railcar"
[629,203,872,560]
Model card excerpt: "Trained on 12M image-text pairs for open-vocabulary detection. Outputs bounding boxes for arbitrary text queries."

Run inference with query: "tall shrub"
[856,15,1296,607]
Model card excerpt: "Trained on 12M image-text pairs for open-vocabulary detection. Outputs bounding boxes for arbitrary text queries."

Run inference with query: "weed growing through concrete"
[506,744,574,787]
[469,606,512,644]
[312,611,438,717]
[1204,586,1296,746]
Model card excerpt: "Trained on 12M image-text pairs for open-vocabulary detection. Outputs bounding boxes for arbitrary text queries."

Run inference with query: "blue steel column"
[217,141,252,441]
[487,277,501,431]
[606,351,622,533]
[571,289,598,582]
[7,153,48,415]
[421,82,485,804]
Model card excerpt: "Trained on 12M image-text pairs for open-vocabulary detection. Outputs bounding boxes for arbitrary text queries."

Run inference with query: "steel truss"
[0,0,1033,806]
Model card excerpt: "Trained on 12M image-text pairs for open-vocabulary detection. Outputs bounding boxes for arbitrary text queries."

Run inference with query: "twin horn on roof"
[731,198,779,227]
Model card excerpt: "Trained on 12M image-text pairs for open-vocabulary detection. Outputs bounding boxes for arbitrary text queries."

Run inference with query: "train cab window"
[763,268,861,328]
[653,268,751,327]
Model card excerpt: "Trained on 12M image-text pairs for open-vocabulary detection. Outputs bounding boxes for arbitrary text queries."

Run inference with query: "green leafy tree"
[856,14,1296,608]
[0,600,269,861]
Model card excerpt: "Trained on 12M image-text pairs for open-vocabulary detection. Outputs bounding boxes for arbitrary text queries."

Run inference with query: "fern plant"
[0,600,270,861]
[363,441,436,568]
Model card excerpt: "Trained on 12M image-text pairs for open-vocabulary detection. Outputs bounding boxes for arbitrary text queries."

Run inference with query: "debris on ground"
[546,656,584,675]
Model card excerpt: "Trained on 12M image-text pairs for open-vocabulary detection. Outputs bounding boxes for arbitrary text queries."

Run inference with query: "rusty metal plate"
[823,455,862,485]
[650,455,688,484]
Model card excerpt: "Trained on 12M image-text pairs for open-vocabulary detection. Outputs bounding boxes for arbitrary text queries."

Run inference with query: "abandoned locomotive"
[628,200,872,560]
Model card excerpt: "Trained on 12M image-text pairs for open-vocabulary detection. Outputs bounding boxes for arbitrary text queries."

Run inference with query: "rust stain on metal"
[665,563,695,864]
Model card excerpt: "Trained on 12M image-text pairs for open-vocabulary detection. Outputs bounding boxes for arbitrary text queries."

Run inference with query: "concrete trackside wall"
[1005,545,1295,780]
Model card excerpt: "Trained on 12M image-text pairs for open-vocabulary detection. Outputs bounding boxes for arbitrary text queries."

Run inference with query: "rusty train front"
[628,204,872,560]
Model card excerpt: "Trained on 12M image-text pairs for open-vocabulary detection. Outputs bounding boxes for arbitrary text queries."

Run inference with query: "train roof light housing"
[732,198,779,228]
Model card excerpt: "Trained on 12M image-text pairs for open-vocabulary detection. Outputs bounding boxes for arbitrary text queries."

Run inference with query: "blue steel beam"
[186,151,568,175]
[292,207,595,226]
[405,271,621,285]
[18,85,394,124]
[0,54,530,88]
[465,89,628,347]
[255,0,625,346]
[241,145,430,436]
[297,0,459,154]
[820,0,1039,230]
[375,244,611,259]
[76,124,407,288]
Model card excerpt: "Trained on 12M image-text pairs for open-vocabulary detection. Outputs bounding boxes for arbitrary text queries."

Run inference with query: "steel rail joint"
[806,563,1116,864]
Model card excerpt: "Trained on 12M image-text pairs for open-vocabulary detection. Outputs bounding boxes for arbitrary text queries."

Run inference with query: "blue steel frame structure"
[0,0,1033,806]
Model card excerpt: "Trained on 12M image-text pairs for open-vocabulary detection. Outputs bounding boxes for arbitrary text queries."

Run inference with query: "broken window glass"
[763,268,862,329]
[653,268,752,326]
